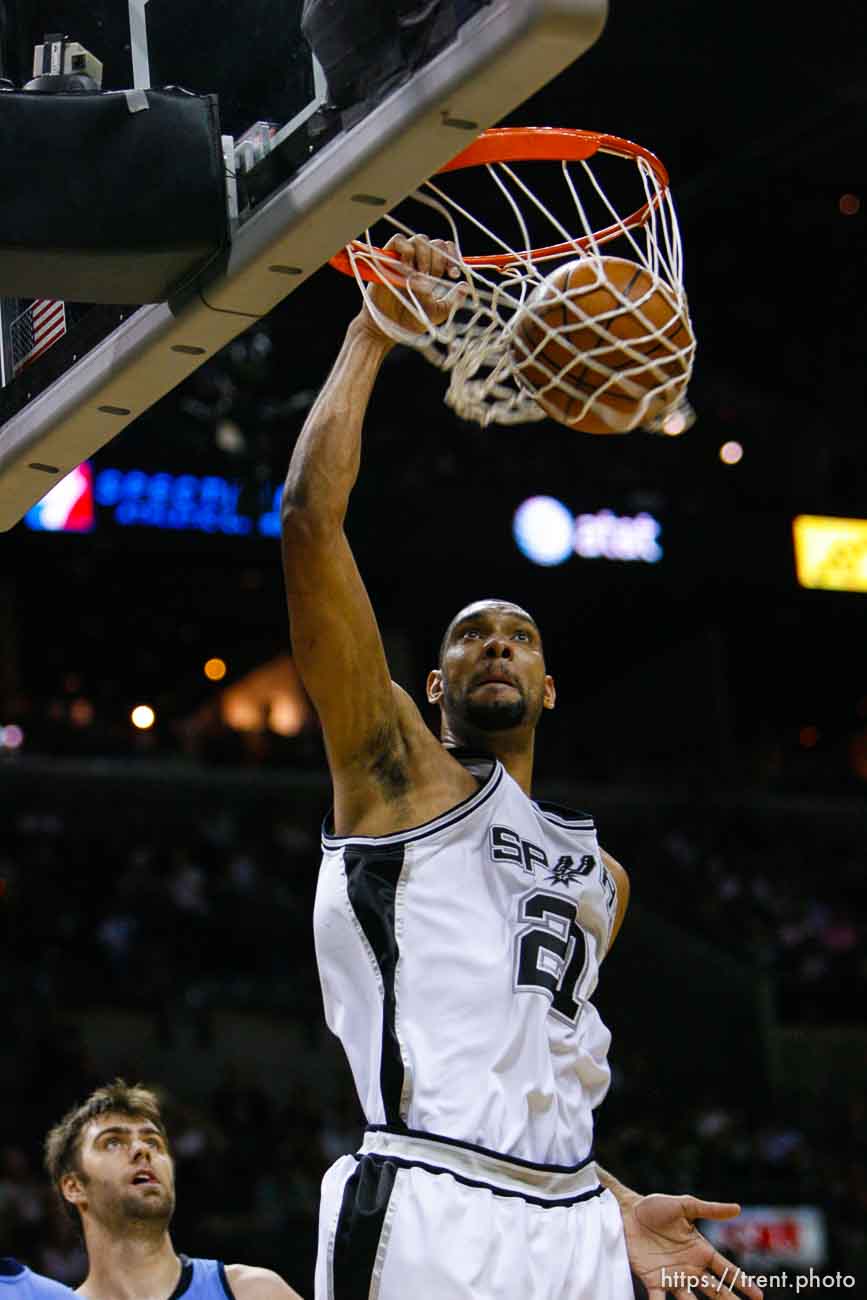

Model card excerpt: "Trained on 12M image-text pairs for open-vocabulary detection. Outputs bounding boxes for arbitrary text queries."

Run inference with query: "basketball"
[510,255,694,433]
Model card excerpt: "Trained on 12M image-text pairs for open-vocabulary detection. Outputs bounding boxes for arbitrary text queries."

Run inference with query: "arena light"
[513,496,575,566]
[131,704,155,730]
[204,657,227,682]
[719,440,743,465]
[793,514,867,593]
[69,698,94,727]
[659,408,689,436]
[0,724,24,750]
[269,694,305,737]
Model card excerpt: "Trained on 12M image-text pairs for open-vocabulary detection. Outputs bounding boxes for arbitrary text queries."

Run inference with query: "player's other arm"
[601,847,629,953]
[224,1263,304,1300]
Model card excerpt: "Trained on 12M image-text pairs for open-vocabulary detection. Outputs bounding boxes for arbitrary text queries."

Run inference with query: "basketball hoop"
[330,127,696,432]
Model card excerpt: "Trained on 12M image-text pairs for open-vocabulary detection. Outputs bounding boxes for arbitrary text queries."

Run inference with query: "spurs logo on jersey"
[314,752,618,1165]
[490,823,616,904]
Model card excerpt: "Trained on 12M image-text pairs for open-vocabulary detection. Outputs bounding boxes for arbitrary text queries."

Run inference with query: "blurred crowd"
[6,697,867,802]
[2,778,864,1033]
[611,814,867,1024]
[1,776,865,1289]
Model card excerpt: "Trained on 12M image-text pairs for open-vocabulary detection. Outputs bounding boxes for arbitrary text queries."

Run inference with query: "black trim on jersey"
[361,1151,604,1209]
[344,842,407,1125]
[534,798,595,828]
[332,1157,397,1297]
[167,1257,194,1300]
[443,746,498,779]
[216,1263,236,1300]
[322,758,503,847]
[0,1262,25,1278]
[366,1122,595,1175]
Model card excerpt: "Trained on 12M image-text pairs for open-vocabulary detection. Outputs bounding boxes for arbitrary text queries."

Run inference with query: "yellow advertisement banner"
[793,515,867,592]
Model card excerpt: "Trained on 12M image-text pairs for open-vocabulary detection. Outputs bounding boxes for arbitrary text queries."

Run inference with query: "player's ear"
[542,674,556,710]
[60,1170,86,1211]
[426,668,444,704]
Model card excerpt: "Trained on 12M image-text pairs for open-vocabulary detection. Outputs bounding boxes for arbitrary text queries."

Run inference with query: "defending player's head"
[44,1079,175,1242]
[427,599,555,742]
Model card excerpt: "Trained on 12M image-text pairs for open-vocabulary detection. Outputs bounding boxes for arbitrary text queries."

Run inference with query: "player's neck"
[78,1226,180,1300]
[444,727,535,795]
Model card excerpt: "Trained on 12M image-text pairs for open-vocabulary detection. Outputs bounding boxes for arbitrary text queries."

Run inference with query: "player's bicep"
[281,514,399,770]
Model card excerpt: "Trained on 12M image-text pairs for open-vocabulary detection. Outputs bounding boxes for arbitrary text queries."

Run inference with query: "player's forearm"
[596,1165,642,1211]
[282,315,393,525]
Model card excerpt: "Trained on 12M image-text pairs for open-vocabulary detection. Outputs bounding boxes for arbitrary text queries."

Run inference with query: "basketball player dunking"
[43,1082,304,1300]
[281,236,762,1300]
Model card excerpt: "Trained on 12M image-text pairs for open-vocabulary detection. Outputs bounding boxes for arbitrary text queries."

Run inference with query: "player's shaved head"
[438,599,542,668]
[430,598,552,739]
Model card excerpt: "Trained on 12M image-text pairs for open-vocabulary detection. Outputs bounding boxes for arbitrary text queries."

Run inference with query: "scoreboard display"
[25,462,281,539]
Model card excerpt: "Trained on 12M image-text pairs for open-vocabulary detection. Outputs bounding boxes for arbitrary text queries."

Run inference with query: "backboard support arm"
[128,0,151,90]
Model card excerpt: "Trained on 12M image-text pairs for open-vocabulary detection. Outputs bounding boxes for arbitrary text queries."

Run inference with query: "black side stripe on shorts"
[332,1158,398,1299]
[344,841,406,1125]
[363,1151,604,1209]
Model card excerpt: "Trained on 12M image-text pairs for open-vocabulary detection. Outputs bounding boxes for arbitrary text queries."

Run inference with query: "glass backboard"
[0,0,607,530]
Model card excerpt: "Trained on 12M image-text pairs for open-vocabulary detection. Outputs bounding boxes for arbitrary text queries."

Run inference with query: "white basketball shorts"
[315,1127,634,1300]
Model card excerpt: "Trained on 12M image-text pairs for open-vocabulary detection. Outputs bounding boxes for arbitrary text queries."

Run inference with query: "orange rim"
[330,127,671,280]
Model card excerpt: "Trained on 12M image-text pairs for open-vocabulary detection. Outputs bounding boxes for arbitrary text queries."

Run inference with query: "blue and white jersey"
[314,753,619,1165]
[0,1262,76,1300]
[167,1258,234,1300]
[0,1256,234,1300]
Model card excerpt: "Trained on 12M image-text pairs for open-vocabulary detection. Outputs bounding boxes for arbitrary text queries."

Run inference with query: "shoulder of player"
[222,1264,303,1300]
[599,846,630,952]
[600,846,629,891]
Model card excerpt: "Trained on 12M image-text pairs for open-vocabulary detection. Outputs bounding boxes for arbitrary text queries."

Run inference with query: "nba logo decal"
[25,462,95,533]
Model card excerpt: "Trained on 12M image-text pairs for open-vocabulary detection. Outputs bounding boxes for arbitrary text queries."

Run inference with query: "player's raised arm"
[280,236,464,793]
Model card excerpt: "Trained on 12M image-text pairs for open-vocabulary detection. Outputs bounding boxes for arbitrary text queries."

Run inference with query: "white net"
[339,130,696,432]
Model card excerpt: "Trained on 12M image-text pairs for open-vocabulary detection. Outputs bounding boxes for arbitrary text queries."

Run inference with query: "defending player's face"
[71,1112,176,1228]
[430,601,555,733]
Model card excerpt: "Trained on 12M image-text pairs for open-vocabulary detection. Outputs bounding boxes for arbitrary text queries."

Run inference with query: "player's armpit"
[224,1264,304,1300]
[600,847,630,954]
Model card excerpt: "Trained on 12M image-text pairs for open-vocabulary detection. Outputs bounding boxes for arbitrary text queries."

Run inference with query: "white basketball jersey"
[314,752,619,1165]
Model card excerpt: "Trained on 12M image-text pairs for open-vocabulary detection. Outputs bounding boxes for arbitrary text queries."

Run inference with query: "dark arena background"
[1,0,866,1296]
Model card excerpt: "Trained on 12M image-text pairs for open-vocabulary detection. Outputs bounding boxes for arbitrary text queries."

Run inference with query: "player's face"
[71,1113,175,1229]
[428,601,555,735]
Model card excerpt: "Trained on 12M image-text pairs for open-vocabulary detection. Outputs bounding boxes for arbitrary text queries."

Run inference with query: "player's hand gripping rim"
[357,233,468,339]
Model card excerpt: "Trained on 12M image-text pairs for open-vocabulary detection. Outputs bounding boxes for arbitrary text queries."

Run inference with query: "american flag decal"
[10,298,67,374]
